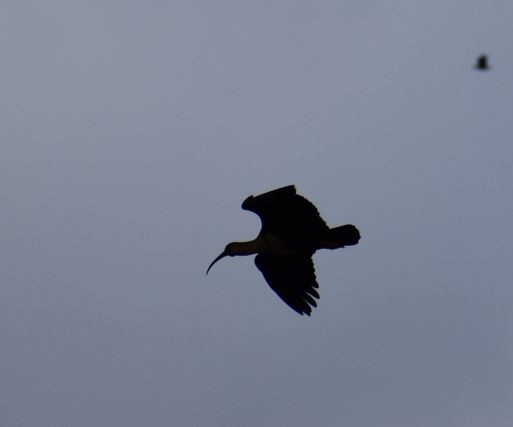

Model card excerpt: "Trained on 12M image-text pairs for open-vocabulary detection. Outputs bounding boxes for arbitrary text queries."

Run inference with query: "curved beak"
[206,250,228,275]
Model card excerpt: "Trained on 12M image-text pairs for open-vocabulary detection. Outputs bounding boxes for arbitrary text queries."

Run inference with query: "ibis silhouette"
[475,54,490,71]
[206,185,360,315]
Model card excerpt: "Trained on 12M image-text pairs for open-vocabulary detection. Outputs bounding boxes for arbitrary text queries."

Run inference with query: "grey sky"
[1,1,512,426]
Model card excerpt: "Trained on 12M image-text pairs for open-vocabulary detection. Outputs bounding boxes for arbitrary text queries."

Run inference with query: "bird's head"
[206,242,239,275]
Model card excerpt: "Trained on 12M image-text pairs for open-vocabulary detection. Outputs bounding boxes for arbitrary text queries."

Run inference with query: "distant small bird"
[206,185,360,315]
[475,54,490,71]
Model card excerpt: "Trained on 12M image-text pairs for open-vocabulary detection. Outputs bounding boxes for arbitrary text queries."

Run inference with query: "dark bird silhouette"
[475,54,490,71]
[206,185,360,315]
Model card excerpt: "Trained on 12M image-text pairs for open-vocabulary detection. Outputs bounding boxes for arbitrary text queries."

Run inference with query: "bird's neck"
[231,237,266,256]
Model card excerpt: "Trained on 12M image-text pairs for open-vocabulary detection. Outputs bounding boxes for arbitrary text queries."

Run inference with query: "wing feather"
[255,253,320,315]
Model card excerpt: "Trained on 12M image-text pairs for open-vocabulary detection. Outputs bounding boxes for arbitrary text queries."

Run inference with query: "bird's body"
[207,185,360,315]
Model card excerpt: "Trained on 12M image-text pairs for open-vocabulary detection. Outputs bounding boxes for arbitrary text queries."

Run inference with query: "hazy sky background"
[1,1,512,426]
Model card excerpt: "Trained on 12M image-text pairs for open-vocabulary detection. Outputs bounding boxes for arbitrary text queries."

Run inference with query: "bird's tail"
[320,224,360,249]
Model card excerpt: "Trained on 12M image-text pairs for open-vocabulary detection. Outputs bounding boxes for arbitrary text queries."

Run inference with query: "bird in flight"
[475,54,490,71]
[206,185,360,315]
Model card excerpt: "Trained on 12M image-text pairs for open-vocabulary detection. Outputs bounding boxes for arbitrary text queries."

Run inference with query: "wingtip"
[241,195,253,210]
[242,185,297,211]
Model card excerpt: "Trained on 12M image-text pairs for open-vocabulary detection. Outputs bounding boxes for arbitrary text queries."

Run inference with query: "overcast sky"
[1,1,513,426]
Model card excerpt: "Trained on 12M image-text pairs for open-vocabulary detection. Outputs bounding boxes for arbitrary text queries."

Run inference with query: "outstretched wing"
[242,185,328,250]
[255,253,320,316]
